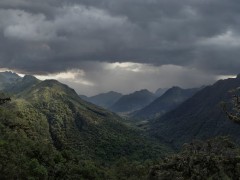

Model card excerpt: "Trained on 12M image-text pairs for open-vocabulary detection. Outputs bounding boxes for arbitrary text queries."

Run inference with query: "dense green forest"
[0,76,171,179]
[149,137,240,179]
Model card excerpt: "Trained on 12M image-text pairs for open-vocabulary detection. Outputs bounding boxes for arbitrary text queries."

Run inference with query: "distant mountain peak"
[108,91,121,94]
[110,89,156,113]
[237,73,240,79]
[82,91,123,108]
[0,71,20,76]
[22,75,39,82]
[0,71,21,80]
[137,89,151,93]
[133,86,200,119]
[132,89,153,96]
[171,86,182,89]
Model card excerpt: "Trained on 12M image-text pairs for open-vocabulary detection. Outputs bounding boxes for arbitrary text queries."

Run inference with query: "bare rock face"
[149,137,240,180]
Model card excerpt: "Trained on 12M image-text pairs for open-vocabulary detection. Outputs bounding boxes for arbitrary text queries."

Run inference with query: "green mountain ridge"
[17,79,169,160]
[0,75,170,179]
[149,76,240,148]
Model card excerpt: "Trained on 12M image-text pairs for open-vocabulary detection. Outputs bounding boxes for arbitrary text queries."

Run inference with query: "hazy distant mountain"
[110,89,156,113]
[149,75,240,148]
[0,71,20,80]
[81,91,123,108]
[4,75,40,94]
[155,88,168,97]
[79,94,89,101]
[0,71,21,89]
[133,87,200,119]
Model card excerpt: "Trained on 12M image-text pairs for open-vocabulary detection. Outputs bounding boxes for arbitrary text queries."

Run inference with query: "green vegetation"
[149,137,240,179]
[222,88,240,124]
[149,86,240,180]
[0,78,171,179]
[2,72,240,179]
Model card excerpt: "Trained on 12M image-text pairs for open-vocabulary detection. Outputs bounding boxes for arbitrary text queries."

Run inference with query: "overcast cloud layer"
[0,0,239,95]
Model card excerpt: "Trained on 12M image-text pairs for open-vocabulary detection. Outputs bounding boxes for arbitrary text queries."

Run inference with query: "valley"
[1,71,240,179]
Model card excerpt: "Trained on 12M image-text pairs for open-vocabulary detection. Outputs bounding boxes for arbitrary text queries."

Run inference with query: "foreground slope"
[149,137,240,179]
[150,75,240,148]
[133,87,200,119]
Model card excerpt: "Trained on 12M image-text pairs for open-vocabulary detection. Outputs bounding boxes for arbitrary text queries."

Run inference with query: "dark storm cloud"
[0,0,240,75]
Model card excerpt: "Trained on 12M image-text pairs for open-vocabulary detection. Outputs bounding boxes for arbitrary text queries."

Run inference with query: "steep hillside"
[110,89,156,113]
[0,77,171,179]
[83,91,122,108]
[18,80,168,160]
[149,76,240,148]
[133,87,200,119]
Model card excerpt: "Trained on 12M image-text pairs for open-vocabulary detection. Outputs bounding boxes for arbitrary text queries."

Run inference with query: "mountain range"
[79,91,122,108]
[133,86,201,119]
[149,75,240,148]
[109,89,157,113]
[3,71,240,179]
[80,88,171,116]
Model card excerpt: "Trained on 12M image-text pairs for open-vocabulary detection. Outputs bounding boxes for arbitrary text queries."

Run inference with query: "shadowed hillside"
[149,137,240,179]
[133,87,200,119]
[149,75,240,148]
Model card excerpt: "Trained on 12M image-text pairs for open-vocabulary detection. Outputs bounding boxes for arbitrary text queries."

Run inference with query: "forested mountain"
[3,71,240,179]
[0,74,170,179]
[81,91,123,108]
[133,87,200,119]
[149,75,240,148]
[110,89,156,113]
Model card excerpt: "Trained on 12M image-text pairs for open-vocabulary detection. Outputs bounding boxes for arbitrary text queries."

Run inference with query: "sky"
[0,0,239,96]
